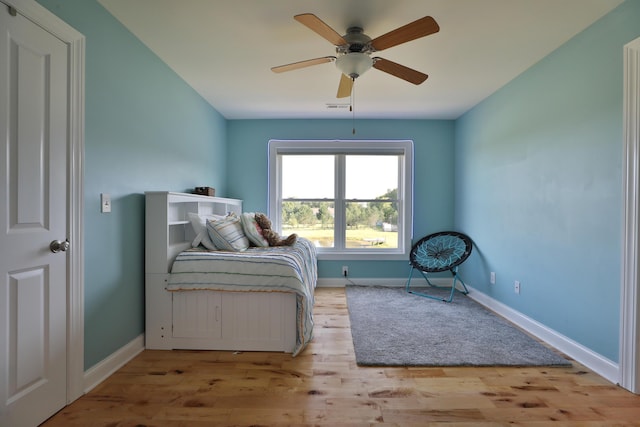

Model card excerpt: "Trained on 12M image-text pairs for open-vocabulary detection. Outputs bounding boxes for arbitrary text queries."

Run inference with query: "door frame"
[5,0,85,403]
[621,36,640,394]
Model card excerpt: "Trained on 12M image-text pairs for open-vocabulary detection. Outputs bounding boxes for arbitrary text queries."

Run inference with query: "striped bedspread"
[167,237,317,356]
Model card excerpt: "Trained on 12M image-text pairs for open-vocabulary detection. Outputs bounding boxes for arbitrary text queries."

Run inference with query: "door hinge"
[7,4,17,17]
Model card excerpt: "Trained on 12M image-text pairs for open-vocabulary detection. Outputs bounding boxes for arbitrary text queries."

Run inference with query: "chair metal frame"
[405,231,473,302]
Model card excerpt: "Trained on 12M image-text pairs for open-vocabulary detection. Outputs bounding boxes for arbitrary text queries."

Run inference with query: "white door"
[0,5,70,426]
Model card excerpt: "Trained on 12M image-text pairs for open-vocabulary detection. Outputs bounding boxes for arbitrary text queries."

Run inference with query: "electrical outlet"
[514,280,521,294]
[490,272,496,284]
[342,266,348,277]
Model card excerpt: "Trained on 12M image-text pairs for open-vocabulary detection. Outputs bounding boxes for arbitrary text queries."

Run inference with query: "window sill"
[317,251,409,261]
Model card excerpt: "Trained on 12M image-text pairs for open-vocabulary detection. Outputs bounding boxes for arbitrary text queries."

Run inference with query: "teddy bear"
[254,213,297,246]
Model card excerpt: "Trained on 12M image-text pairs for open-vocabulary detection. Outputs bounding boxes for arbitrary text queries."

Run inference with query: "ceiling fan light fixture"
[335,52,372,79]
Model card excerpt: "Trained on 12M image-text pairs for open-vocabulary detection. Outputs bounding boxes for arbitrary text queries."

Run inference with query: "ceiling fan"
[271,13,440,98]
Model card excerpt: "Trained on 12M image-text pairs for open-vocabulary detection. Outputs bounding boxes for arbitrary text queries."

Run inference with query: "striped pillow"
[206,214,250,251]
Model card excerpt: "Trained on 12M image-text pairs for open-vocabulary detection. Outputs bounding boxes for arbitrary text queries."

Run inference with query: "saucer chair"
[405,231,473,302]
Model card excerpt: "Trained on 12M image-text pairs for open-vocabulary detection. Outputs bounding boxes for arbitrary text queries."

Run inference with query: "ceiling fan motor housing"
[343,27,372,52]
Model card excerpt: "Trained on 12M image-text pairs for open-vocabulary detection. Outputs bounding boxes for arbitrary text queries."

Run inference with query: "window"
[268,140,413,260]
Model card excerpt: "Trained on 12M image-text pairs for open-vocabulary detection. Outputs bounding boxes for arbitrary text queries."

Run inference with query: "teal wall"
[37,0,228,368]
[35,0,639,370]
[226,119,456,279]
[455,0,640,361]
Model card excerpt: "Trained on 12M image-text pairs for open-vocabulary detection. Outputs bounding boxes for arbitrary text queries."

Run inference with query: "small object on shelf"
[194,186,215,196]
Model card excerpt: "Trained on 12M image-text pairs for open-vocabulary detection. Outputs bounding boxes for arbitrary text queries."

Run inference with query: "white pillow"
[241,212,269,247]
[187,212,225,250]
[206,214,250,252]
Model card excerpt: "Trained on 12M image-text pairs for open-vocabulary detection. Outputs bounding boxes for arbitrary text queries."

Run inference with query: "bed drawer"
[172,291,221,339]
[221,292,296,349]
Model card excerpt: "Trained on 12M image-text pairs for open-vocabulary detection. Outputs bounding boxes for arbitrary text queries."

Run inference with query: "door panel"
[0,6,69,426]
[9,268,46,398]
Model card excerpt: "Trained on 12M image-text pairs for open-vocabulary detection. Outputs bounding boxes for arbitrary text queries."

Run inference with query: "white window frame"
[268,139,413,261]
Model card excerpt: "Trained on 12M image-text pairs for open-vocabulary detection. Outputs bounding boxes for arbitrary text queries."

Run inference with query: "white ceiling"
[98,0,623,120]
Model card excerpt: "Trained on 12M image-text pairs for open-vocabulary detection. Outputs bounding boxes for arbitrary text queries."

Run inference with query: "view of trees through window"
[281,154,399,249]
[282,191,399,249]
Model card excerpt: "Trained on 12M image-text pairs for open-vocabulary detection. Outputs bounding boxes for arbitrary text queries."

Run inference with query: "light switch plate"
[101,193,111,213]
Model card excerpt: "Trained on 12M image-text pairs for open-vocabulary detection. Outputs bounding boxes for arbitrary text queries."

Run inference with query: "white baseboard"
[83,334,145,393]
[466,286,619,384]
[317,277,452,288]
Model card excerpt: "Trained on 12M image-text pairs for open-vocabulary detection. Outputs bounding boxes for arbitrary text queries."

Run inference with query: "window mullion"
[335,154,346,250]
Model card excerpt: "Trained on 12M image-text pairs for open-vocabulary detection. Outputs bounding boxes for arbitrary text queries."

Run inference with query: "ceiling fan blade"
[373,58,428,85]
[271,56,335,73]
[336,73,354,98]
[294,13,347,46]
[371,16,439,51]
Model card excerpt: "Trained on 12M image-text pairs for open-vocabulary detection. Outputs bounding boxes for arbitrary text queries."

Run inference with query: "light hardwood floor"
[43,287,640,426]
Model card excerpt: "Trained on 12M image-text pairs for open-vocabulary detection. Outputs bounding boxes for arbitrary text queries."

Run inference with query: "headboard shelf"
[145,191,243,274]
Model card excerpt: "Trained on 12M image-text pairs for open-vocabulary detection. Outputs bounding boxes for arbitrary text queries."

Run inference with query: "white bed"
[144,191,317,355]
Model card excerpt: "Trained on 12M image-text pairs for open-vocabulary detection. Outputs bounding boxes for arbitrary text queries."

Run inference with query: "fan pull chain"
[351,78,356,135]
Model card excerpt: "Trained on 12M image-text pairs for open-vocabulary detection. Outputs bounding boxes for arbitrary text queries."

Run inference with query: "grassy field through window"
[283,225,398,249]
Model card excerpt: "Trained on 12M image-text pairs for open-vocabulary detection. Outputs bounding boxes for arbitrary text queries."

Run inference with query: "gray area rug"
[345,286,571,367]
